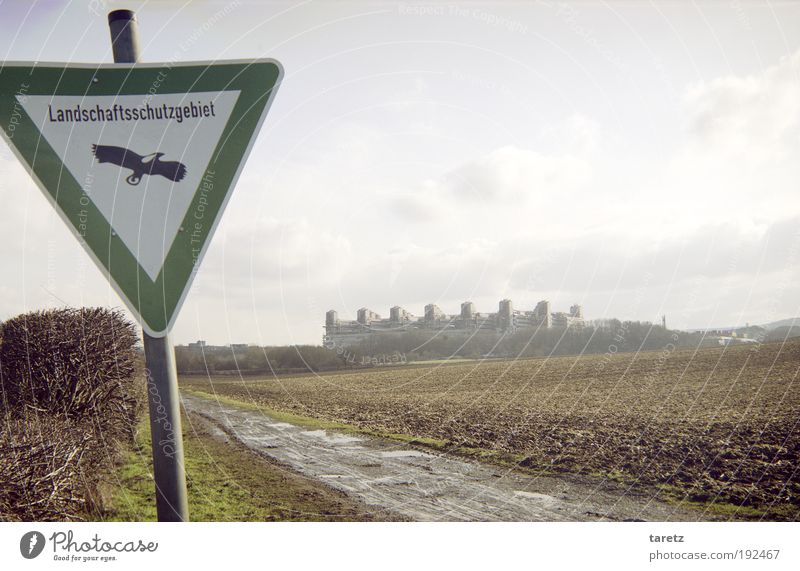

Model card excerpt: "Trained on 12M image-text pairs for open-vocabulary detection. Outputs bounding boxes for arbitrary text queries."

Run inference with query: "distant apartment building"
[324,299,584,347]
[185,340,252,353]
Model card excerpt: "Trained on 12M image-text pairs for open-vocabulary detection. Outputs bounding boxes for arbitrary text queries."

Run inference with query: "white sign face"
[19,91,240,280]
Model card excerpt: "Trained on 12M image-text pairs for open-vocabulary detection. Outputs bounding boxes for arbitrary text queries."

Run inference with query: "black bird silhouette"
[91,144,187,186]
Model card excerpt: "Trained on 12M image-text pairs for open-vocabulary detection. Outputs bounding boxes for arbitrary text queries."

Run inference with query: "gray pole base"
[143,332,190,522]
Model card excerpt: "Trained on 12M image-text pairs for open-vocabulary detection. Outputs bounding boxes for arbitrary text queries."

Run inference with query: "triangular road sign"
[0,60,282,336]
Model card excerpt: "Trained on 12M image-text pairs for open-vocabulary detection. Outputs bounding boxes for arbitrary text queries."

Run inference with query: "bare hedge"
[0,307,143,521]
[0,307,141,438]
[0,413,93,521]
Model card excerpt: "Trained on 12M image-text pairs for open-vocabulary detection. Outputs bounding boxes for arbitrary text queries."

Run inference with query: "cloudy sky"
[0,0,798,345]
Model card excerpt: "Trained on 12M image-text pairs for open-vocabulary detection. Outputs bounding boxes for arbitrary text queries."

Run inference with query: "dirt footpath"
[181,393,715,522]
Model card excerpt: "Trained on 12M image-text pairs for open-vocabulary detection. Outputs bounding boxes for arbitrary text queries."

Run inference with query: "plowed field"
[182,339,800,520]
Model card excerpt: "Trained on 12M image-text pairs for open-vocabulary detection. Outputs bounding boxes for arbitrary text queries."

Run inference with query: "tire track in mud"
[181,393,708,522]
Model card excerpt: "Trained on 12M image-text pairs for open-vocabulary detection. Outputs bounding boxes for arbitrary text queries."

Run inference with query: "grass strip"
[105,411,402,521]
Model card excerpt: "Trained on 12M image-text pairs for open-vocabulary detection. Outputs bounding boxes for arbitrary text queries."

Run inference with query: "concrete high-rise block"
[424,303,445,322]
[461,301,476,319]
[533,300,552,328]
[326,310,338,329]
[498,299,514,331]
[357,307,380,324]
[390,306,410,324]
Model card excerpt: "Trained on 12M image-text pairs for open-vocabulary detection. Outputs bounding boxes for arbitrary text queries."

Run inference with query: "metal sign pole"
[108,9,189,522]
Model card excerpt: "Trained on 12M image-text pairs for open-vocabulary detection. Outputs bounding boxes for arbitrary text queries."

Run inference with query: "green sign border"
[0,60,282,336]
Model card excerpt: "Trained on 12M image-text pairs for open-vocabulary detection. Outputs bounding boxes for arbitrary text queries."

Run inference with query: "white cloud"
[607,50,800,239]
[541,113,600,155]
[443,145,591,203]
[684,51,800,162]
[194,216,352,295]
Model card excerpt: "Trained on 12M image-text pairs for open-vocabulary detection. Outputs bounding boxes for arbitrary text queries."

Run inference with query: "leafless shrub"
[0,307,141,439]
[0,307,143,521]
[0,412,94,521]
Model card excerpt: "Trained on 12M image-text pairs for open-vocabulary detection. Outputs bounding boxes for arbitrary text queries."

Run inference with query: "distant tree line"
[175,344,350,375]
[340,320,716,362]
[176,320,724,375]
[766,325,800,343]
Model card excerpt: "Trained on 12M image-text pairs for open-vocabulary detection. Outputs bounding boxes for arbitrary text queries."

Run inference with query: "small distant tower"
[390,306,401,323]
[461,301,476,319]
[498,299,514,331]
[325,310,338,332]
[390,306,410,325]
[662,315,667,329]
[424,303,445,323]
[357,307,379,325]
[534,300,552,328]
